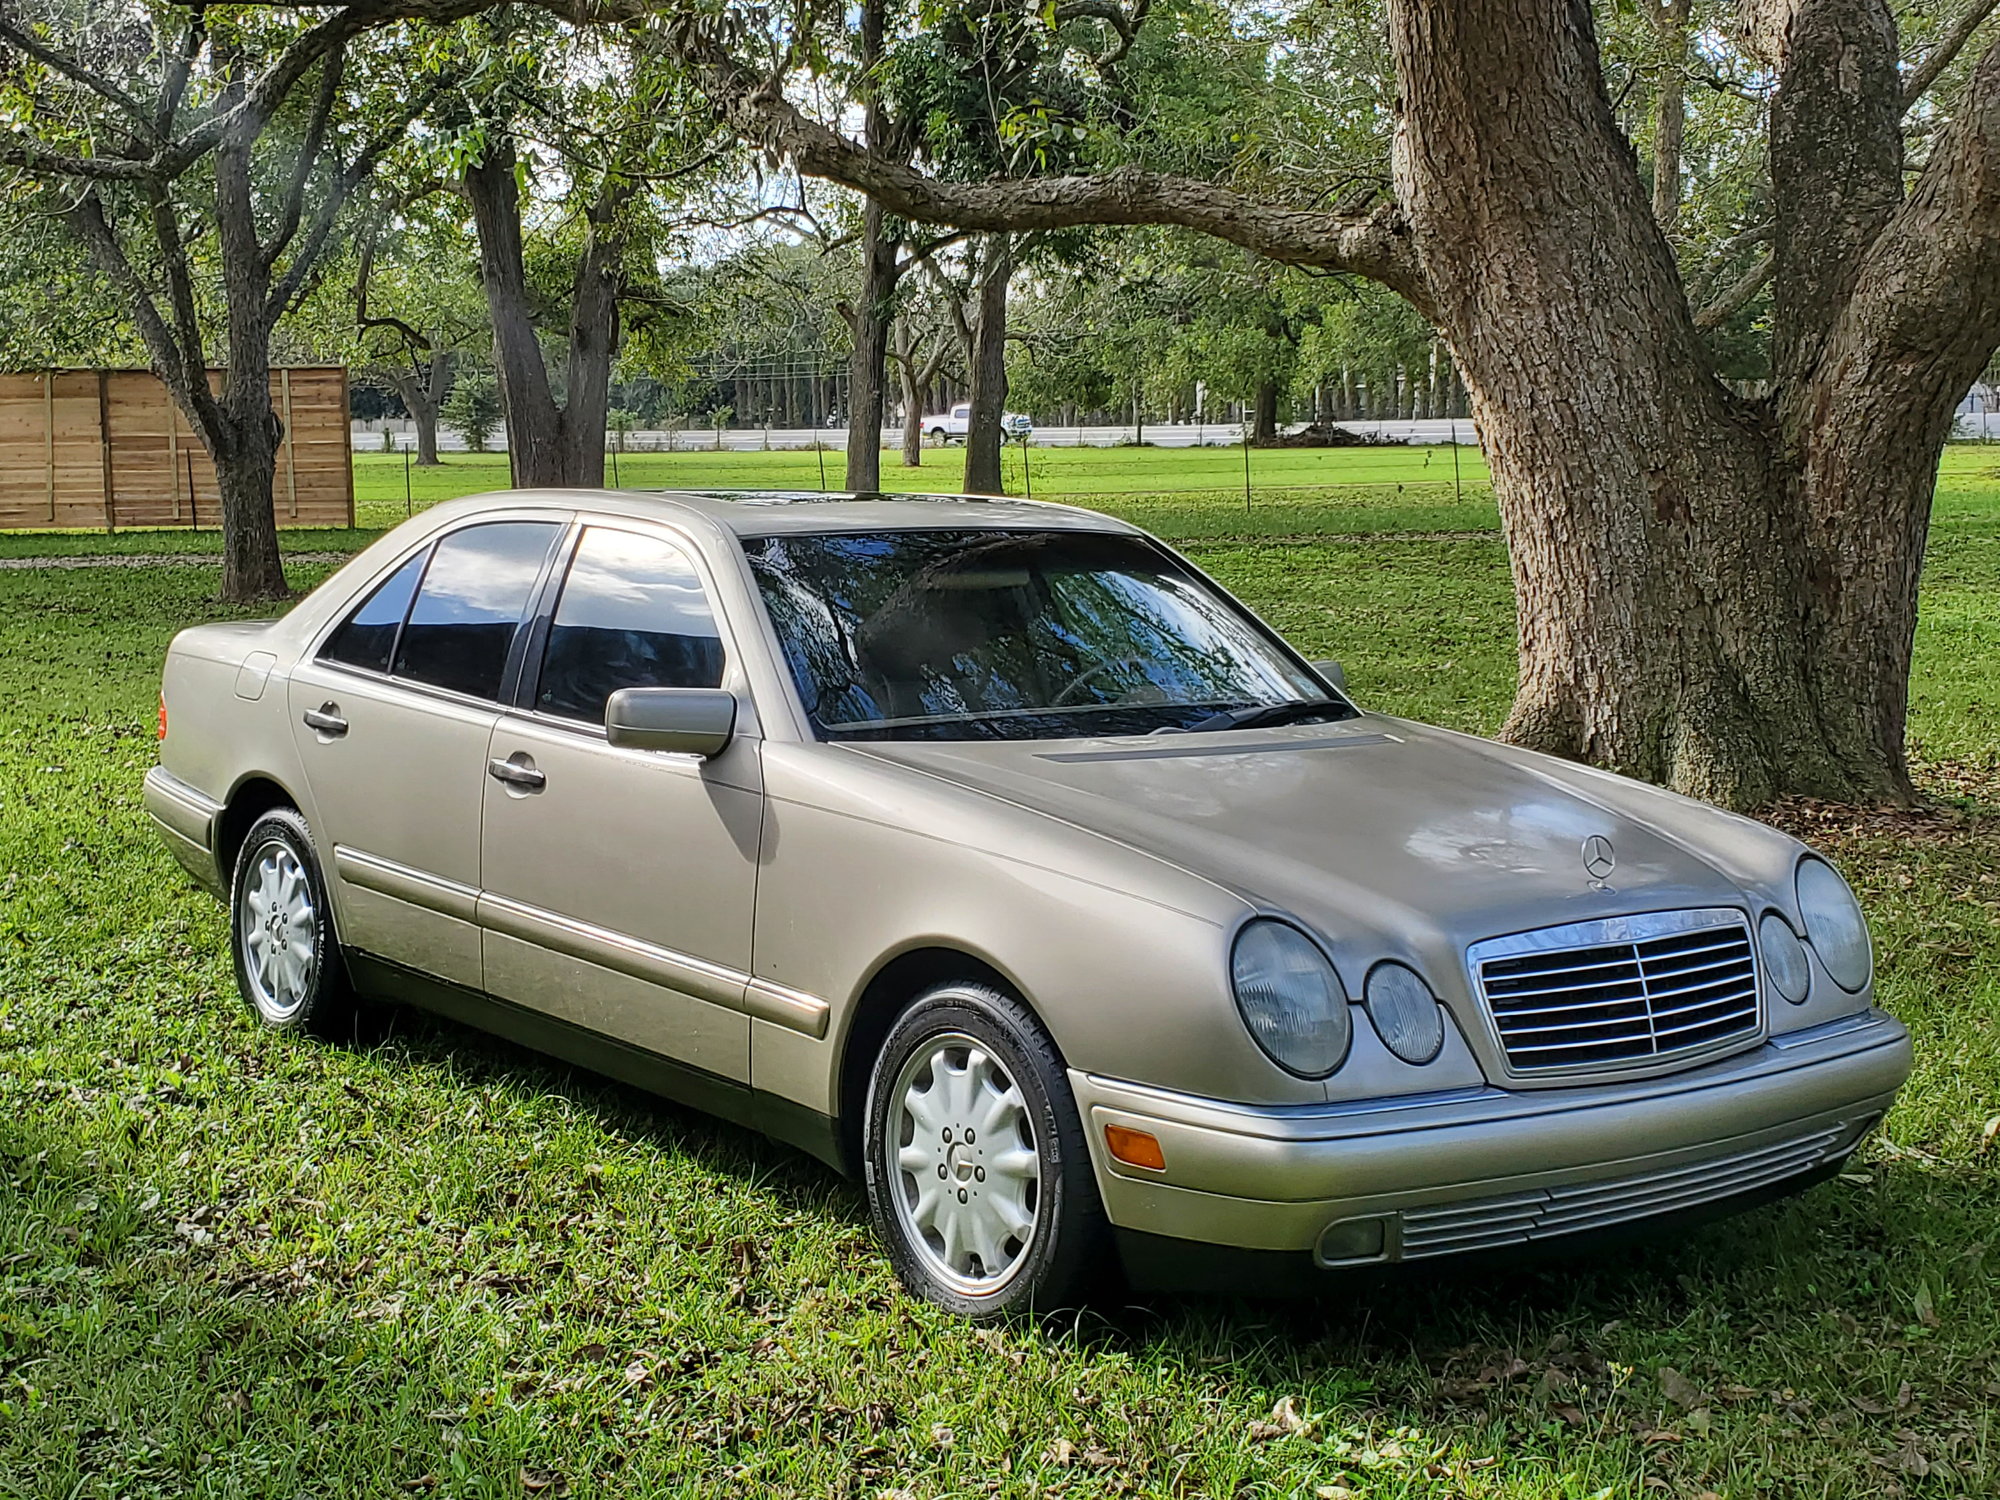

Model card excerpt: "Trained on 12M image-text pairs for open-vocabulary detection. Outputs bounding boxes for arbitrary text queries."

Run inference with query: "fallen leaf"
[1658,1365,1706,1410]
[1042,1438,1076,1468]
[1913,1282,1939,1328]
[520,1470,567,1495]
[1248,1395,1311,1440]
[1316,1487,1356,1499]
[1981,1116,2000,1151]
[1554,1404,1586,1426]
[929,1423,955,1449]
[1639,1429,1682,1446]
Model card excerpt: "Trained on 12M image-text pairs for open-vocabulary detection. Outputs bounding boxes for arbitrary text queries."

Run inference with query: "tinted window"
[536,527,725,724]
[321,548,426,673]
[743,529,1341,741]
[393,522,559,700]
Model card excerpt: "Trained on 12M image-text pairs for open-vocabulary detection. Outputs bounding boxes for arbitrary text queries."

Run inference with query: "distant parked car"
[146,488,1910,1318]
[924,403,1032,442]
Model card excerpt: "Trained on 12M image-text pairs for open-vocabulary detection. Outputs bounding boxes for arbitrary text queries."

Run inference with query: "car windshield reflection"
[742,529,1352,742]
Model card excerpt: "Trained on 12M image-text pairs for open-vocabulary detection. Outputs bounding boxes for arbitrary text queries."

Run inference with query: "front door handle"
[302,703,348,736]
[487,754,546,791]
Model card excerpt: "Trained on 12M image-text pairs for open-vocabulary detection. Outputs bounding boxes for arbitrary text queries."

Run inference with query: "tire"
[863,982,1108,1317]
[928,427,948,443]
[228,807,356,1038]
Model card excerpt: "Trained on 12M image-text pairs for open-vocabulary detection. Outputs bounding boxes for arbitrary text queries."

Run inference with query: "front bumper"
[1072,1009,1911,1266]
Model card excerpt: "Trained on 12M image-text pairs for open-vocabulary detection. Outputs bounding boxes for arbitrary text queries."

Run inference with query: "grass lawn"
[1,456,1997,1497]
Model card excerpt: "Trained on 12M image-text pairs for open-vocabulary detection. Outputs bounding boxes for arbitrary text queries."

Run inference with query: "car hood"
[846,716,1778,978]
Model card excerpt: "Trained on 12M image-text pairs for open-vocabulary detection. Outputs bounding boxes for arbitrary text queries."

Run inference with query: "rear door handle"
[487,755,546,791]
[302,703,348,736]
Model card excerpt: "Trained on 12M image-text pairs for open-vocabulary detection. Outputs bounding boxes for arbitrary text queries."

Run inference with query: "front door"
[289,518,564,989]
[479,523,762,1083]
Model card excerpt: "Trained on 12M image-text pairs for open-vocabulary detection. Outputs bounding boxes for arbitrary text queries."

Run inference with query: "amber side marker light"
[1105,1124,1165,1171]
[157,693,168,741]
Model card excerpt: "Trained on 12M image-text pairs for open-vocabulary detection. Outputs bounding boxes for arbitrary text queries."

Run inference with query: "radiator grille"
[1395,1124,1848,1259]
[1473,912,1760,1073]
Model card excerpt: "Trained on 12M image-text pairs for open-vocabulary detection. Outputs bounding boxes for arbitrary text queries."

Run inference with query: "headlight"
[1796,857,1872,993]
[1231,919,1350,1077]
[1363,963,1446,1064]
[1758,912,1811,1004]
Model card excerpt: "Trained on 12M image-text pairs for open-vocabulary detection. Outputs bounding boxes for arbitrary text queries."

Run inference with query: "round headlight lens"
[1363,963,1446,1064]
[1231,919,1350,1077]
[1758,911,1811,1004]
[1796,857,1872,993]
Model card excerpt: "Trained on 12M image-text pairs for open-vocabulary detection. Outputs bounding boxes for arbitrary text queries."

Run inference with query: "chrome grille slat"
[1397,1126,1846,1258]
[1470,909,1761,1074]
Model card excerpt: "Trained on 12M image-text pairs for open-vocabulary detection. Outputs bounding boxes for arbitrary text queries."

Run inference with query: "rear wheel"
[863,982,1108,1317]
[229,807,355,1037]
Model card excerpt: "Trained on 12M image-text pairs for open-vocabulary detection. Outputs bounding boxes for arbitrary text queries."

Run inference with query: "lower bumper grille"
[1394,1124,1851,1260]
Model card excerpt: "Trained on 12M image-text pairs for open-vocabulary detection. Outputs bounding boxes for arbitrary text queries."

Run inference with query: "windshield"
[740,528,1351,741]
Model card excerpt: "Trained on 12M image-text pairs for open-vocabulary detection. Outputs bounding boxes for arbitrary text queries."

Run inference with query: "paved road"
[353,419,1481,454]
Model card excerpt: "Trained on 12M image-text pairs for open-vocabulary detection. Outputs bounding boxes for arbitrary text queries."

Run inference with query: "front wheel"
[863,982,1108,1317]
[229,807,355,1037]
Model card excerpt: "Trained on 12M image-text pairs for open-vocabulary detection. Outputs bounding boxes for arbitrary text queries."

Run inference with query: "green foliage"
[441,372,501,452]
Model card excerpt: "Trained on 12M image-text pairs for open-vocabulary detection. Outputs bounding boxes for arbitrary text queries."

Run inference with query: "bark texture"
[962,235,1012,495]
[845,196,896,493]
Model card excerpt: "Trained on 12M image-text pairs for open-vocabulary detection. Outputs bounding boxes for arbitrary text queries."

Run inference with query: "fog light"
[1105,1124,1165,1171]
[1315,1215,1390,1265]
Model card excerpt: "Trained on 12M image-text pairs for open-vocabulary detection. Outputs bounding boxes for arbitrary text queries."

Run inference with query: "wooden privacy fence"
[0,367,353,530]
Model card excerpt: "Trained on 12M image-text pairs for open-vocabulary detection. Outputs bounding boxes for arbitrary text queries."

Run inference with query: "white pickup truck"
[922,403,1033,442]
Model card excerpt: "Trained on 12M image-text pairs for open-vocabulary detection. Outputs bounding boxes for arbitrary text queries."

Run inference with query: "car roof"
[414,488,1144,539]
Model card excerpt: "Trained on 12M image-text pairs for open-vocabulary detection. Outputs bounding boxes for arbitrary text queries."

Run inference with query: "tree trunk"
[465,138,567,486]
[847,196,895,492]
[893,319,927,467]
[1385,0,1918,806]
[391,357,444,466]
[963,235,1012,495]
[464,134,627,488]
[1649,0,1691,233]
[214,420,287,601]
[1251,379,1279,442]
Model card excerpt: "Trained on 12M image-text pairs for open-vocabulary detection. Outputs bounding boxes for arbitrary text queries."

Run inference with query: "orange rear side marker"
[158,693,168,740]
[1105,1124,1166,1171]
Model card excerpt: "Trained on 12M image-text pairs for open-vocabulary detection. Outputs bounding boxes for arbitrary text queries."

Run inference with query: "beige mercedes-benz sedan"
[145,489,1912,1316]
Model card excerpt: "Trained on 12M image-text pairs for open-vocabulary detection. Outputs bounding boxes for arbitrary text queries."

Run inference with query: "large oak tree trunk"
[1384,0,1980,806]
[963,234,1012,495]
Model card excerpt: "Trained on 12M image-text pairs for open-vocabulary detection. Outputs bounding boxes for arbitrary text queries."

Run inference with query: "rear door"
[477,522,763,1082]
[289,517,564,988]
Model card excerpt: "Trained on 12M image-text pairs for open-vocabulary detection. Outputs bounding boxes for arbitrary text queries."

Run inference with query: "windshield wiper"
[1167,699,1349,735]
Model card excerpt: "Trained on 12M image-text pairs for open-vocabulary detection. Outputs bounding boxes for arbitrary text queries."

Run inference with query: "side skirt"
[345,951,845,1172]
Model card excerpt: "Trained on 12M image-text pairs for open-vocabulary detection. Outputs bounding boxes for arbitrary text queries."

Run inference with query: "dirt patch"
[0,551,348,571]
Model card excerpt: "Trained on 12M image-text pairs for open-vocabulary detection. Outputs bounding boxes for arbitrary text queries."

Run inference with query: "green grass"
[2,463,1997,1497]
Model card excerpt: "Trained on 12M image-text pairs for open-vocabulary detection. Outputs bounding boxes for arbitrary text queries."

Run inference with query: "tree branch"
[263,38,349,269]
[669,29,1430,310]
[1694,251,1773,327]
[1902,0,2000,111]
[63,190,224,438]
[0,9,159,144]
[266,77,446,321]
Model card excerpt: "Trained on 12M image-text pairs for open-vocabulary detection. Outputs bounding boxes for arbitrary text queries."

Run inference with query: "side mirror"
[1310,658,1348,692]
[605,687,737,758]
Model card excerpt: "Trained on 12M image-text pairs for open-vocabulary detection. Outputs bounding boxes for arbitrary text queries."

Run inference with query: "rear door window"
[533,527,726,725]
[393,522,561,700]
[320,548,427,674]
